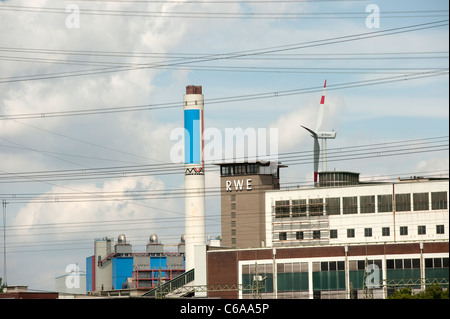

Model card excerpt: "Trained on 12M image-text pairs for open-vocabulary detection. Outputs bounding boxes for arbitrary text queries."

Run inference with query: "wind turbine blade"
[315,80,327,132]
[314,137,320,186]
[301,125,317,138]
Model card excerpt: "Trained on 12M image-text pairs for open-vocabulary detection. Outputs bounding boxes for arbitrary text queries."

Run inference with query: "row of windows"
[221,164,274,176]
[386,258,449,269]
[274,191,448,217]
[243,258,449,275]
[277,224,446,241]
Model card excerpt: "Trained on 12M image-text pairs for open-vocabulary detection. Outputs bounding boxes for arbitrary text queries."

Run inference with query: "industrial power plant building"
[85,234,185,296]
[207,166,449,299]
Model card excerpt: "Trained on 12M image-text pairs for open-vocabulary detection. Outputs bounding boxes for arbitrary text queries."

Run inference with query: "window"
[221,165,233,176]
[292,199,307,217]
[382,227,390,236]
[330,229,338,239]
[413,193,429,211]
[387,259,419,269]
[343,196,358,214]
[400,226,408,236]
[360,196,375,214]
[296,231,304,240]
[404,259,412,269]
[347,229,355,238]
[364,228,373,237]
[275,200,290,218]
[231,195,236,202]
[231,211,236,218]
[309,198,324,215]
[231,203,236,210]
[378,194,393,212]
[247,164,258,175]
[234,165,246,175]
[431,192,447,210]
[424,258,446,269]
[418,225,426,235]
[326,197,340,215]
[329,261,337,271]
[386,259,395,269]
[395,193,411,212]
[279,232,287,241]
[231,221,236,228]
[436,225,445,234]
[312,230,321,239]
[231,229,236,236]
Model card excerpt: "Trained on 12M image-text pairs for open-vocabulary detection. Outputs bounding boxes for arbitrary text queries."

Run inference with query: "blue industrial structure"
[86,234,185,293]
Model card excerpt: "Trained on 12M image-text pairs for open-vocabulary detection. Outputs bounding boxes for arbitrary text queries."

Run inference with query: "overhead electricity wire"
[0,69,448,121]
[0,136,446,249]
[3,167,448,229]
[1,5,447,19]
[0,47,446,60]
[1,171,448,254]
[1,54,446,74]
[0,136,447,185]
[0,19,447,85]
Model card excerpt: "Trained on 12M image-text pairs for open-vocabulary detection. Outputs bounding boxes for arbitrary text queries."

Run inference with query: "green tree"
[389,284,449,299]
[388,287,414,299]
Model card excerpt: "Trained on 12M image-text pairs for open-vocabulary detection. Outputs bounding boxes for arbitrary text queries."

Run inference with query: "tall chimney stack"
[183,85,206,271]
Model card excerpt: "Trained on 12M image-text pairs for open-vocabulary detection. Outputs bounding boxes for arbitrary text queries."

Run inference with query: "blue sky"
[0,0,448,291]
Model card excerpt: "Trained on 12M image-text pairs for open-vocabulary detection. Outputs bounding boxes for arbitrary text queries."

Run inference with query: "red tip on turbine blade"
[320,96,325,105]
[320,80,327,104]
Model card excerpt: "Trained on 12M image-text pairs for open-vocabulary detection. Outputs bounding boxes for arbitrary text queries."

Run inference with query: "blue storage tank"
[112,257,133,289]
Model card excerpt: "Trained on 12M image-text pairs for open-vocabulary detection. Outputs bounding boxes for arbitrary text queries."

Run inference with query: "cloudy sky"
[0,0,448,291]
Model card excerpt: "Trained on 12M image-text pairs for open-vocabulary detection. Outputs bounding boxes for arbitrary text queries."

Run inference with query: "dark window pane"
[329,261,337,271]
[404,259,412,269]
[387,259,395,269]
[375,260,382,270]
[357,260,365,270]
[434,258,442,268]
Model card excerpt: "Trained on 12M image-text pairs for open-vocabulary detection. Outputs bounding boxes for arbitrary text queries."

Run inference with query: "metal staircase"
[142,269,195,298]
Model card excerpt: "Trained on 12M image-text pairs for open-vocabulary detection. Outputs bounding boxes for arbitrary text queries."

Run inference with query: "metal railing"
[142,269,195,298]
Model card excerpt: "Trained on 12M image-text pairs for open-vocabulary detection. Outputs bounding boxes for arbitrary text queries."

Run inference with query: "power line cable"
[0,136,447,184]
[1,69,448,120]
[1,5,447,19]
[0,19,447,85]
